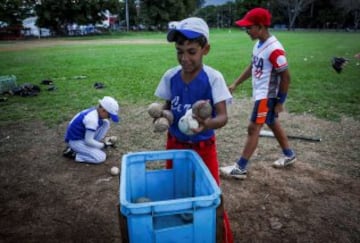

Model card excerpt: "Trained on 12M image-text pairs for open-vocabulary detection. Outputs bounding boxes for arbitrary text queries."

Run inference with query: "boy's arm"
[84,130,106,149]
[275,69,291,114]
[163,100,171,110]
[278,69,290,94]
[228,64,252,93]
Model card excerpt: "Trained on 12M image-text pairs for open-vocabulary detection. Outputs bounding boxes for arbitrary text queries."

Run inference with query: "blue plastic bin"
[119,150,221,243]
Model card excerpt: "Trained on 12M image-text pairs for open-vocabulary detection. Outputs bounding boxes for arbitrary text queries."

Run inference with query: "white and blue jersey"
[155,64,232,142]
[65,107,103,142]
[251,35,288,101]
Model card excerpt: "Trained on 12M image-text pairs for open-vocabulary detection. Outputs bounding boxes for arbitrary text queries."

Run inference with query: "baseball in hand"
[192,100,212,119]
[109,136,117,143]
[104,136,118,146]
[110,166,119,176]
[147,102,163,118]
[188,116,199,130]
[178,109,199,135]
[161,109,174,124]
[153,117,169,132]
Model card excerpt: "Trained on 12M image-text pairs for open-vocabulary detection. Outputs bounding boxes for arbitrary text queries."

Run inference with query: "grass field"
[0,29,359,125]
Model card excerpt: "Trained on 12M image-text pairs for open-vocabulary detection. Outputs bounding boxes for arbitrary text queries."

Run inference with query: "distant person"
[154,17,234,243]
[220,8,296,179]
[63,96,119,164]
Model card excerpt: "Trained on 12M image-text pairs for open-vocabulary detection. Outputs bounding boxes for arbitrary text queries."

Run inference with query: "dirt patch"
[0,98,359,242]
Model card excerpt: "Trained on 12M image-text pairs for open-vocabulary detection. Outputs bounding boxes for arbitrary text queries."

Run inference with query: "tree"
[35,0,120,35]
[196,0,268,28]
[197,0,206,8]
[233,0,271,25]
[332,0,360,30]
[276,0,315,30]
[141,0,199,29]
[0,0,36,26]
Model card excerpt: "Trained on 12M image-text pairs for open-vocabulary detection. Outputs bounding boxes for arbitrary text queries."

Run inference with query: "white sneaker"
[273,155,296,168]
[220,164,247,179]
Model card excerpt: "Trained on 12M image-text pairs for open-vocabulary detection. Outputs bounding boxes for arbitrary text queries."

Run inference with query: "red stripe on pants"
[256,98,269,124]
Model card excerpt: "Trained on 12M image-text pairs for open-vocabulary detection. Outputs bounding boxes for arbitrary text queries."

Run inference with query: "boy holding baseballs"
[221,8,296,179]
[154,17,233,243]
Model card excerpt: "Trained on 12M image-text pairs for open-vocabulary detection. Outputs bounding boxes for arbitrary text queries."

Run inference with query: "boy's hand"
[191,115,210,134]
[274,103,284,115]
[104,136,117,147]
[228,84,237,94]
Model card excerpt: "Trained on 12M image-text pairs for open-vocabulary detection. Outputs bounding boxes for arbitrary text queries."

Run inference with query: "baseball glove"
[331,57,348,73]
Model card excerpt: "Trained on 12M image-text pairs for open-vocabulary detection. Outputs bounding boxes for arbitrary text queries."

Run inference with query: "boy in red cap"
[220,8,296,179]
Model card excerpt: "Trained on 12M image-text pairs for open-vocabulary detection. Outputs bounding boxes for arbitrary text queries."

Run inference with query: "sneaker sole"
[230,174,247,180]
[284,157,296,167]
[220,166,247,180]
[273,157,296,168]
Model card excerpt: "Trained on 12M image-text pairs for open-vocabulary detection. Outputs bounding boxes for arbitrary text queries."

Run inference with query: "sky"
[204,0,234,6]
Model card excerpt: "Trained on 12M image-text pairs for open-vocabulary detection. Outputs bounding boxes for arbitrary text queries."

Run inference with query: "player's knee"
[93,151,107,164]
[247,123,261,136]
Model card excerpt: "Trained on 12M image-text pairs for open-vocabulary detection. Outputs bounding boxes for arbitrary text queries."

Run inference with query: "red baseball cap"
[235,8,272,27]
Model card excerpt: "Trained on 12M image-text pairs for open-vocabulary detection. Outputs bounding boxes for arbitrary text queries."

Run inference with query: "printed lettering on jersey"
[171,96,191,113]
[253,56,264,79]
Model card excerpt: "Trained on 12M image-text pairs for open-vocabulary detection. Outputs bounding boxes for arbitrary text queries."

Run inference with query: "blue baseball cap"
[167,17,209,43]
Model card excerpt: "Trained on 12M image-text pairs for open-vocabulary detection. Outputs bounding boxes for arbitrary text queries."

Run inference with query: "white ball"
[186,117,199,135]
[110,166,119,176]
[178,114,199,135]
[188,116,199,129]
[178,116,189,134]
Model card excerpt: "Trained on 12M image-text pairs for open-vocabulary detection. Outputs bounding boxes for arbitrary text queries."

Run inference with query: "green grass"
[0,29,359,126]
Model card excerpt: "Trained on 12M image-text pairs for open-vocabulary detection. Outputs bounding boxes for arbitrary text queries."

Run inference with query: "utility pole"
[125,0,129,31]
[119,0,129,31]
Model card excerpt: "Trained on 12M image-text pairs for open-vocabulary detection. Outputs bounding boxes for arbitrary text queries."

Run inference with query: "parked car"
[22,17,51,37]
[0,21,8,28]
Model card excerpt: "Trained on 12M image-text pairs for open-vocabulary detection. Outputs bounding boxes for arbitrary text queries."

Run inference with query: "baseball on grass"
[110,166,119,176]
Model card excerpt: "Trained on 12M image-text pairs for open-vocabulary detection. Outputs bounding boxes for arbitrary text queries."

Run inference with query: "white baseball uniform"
[65,107,109,164]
